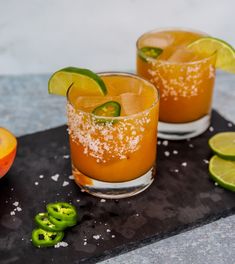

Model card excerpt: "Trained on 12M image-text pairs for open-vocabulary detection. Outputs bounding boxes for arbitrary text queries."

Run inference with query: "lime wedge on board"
[209,155,235,192]
[209,132,235,160]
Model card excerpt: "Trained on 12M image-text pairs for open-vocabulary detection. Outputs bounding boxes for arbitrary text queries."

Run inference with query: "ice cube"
[142,32,174,49]
[120,93,143,115]
[168,47,203,63]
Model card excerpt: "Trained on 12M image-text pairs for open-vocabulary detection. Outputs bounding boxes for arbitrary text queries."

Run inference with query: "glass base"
[158,114,210,140]
[72,165,155,199]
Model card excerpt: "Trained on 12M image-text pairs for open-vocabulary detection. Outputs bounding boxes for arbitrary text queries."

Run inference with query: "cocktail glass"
[137,28,216,140]
[66,72,159,198]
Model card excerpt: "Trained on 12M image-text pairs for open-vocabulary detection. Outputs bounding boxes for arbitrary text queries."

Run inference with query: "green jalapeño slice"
[138,47,163,62]
[35,213,64,232]
[46,202,77,222]
[92,101,121,123]
[32,228,64,248]
[48,214,77,229]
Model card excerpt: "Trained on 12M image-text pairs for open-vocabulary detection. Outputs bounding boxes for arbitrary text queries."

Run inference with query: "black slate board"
[0,110,235,264]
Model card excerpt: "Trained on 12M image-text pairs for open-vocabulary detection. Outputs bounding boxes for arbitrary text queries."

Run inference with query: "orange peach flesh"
[0,128,17,178]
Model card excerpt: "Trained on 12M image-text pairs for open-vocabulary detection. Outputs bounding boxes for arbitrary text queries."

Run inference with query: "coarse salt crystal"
[51,174,59,182]
[174,169,179,173]
[16,207,22,212]
[68,175,74,180]
[83,241,87,245]
[39,175,44,179]
[100,199,106,203]
[111,235,115,238]
[63,155,70,159]
[189,144,194,148]
[10,211,15,216]
[62,181,69,187]
[54,241,68,248]
[162,140,168,146]
[209,126,214,132]
[93,235,101,240]
[106,229,111,233]
[214,182,219,186]
[203,159,209,164]
[173,150,178,155]
[164,151,170,157]
[181,162,187,167]
[13,201,19,207]
[35,182,39,186]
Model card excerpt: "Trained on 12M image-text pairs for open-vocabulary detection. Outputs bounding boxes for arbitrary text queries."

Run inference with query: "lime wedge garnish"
[48,67,107,96]
[209,132,235,160]
[138,47,163,62]
[188,37,235,73]
[209,155,235,192]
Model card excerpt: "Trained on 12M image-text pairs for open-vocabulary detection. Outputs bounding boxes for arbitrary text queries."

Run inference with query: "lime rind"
[48,67,107,96]
[188,36,235,73]
[209,155,235,192]
[209,132,235,160]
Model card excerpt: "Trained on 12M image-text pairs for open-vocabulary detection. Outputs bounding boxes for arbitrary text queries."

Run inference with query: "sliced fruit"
[138,47,163,62]
[188,37,235,73]
[32,228,64,248]
[209,155,235,192]
[0,128,17,178]
[48,214,77,229]
[209,132,235,160]
[46,202,77,222]
[48,67,107,96]
[92,101,121,117]
[35,213,65,232]
[92,101,121,124]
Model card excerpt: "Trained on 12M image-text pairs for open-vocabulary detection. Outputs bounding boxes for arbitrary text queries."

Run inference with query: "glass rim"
[136,27,217,65]
[67,71,160,120]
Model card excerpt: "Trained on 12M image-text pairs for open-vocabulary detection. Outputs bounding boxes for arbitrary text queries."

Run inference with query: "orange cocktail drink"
[67,72,159,198]
[137,29,216,139]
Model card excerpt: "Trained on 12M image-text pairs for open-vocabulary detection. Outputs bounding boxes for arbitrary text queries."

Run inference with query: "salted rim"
[136,27,217,65]
[66,72,160,120]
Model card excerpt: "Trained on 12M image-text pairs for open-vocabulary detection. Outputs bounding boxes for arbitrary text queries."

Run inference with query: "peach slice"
[0,128,17,178]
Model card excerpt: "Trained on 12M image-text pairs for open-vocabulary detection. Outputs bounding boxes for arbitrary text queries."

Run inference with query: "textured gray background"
[0,0,235,75]
[0,72,234,263]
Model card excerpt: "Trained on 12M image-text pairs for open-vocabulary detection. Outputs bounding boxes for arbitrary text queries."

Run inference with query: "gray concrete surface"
[100,215,235,264]
[0,72,235,263]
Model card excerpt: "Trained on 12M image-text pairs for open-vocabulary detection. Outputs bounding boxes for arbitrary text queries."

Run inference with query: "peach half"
[0,127,17,178]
